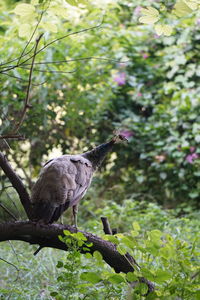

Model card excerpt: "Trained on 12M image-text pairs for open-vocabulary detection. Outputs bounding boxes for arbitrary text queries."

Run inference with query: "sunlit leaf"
[139,16,159,24]
[14,3,35,16]
[141,7,159,16]
[139,7,160,24]
[42,23,58,33]
[80,272,102,284]
[154,270,172,283]
[65,0,79,7]
[132,221,140,231]
[174,0,194,17]
[93,251,103,261]
[31,0,39,5]
[126,272,137,281]
[108,274,126,284]
[18,24,31,38]
[155,24,173,36]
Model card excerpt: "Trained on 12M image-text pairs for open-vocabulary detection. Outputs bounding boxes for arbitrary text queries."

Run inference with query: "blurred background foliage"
[0,0,200,299]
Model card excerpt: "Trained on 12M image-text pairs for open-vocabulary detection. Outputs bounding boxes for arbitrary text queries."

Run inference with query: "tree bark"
[0,152,32,219]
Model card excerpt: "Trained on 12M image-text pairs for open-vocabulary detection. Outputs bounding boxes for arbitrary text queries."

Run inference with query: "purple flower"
[186,153,199,164]
[190,146,196,153]
[113,72,126,86]
[196,18,200,25]
[134,6,142,16]
[142,53,149,59]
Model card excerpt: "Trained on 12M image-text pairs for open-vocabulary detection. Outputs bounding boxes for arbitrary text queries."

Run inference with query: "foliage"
[53,202,200,300]
[139,0,200,36]
[1,0,200,299]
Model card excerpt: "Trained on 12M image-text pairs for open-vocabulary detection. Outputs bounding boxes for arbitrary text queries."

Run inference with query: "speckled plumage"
[31,155,93,223]
[31,133,128,224]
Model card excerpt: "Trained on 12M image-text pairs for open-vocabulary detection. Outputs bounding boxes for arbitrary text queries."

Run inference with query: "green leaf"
[56,261,63,268]
[104,235,119,244]
[139,7,160,24]
[159,244,175,259]
[63,230,71,236]
[154,270,171,283]
[121,236,134,249]
[117,245,127,255]
[174,0,194,17]
[42,23,58,33]
[132,222,140,231]
[50,291,58,297]
[65,0,79,7]
[108,274,125,284]
[73,232,87,241]
[155,24,173,36]
[126,272,137,281]
[14,3,35,16]
[93,251,103,262]
[80,272,102,284]
[18,24,31,38]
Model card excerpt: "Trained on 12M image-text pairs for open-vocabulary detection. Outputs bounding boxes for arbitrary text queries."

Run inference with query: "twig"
[20,21,104,66]
[13,34,43,135]
[19,66,77,74]
[0,257,19,281]
[17,0,51,65]
[1,71,46,87]
[0,202,17,220]
[0,135,25,140]
[21,56,127,66]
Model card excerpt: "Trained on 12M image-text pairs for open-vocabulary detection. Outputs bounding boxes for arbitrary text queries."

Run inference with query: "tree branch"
[0,221,154,294]
[0,152,32,219]
[13,34,43,135]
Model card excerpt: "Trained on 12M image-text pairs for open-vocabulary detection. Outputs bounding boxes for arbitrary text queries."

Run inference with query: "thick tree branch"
[0,221,134,272]
[0,152,32,219]
[0,221,154,294]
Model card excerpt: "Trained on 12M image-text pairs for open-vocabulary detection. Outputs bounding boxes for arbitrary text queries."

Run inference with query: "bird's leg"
[72,204,78,231]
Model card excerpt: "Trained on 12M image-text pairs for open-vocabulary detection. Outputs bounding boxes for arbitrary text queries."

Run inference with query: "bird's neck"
[82,140,115,170]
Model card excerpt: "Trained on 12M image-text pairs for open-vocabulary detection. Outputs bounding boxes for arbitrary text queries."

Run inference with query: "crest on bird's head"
[112,129,134,143]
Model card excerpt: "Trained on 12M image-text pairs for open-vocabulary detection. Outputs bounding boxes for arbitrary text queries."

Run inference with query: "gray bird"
[31,132,128,226]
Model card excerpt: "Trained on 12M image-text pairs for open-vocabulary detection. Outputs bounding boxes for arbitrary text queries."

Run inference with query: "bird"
[30,131,129,226]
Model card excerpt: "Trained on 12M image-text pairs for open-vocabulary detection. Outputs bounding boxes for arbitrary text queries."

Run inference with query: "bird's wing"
[31,155,93,223]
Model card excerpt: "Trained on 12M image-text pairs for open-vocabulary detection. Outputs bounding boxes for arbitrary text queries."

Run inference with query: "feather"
[31,155,93,223]
[31,133,127,224]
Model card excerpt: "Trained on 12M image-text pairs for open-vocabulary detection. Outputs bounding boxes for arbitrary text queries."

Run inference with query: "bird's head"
[112,130,134,143]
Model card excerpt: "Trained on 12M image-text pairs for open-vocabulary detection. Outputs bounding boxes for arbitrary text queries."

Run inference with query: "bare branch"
[13,34,43,135]
[0,257,19,281]
[20,21,104,66]
[0,202,17,220]
[19,66,77,74]
[0,135,25,140]
[22,56,126,66]
[0,152,32,219]
[17,0,51,65]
